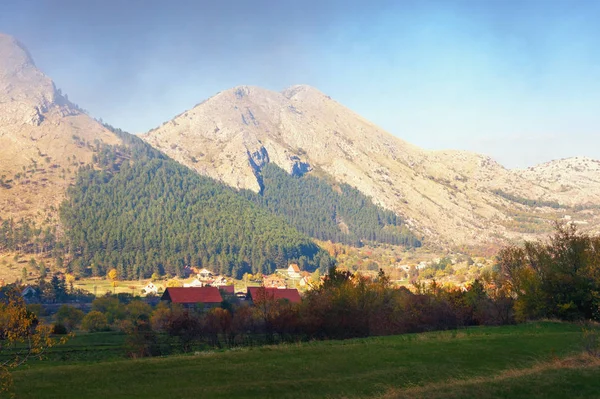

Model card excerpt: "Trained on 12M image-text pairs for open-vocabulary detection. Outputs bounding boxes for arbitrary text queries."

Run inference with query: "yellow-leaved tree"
[107,268,118,281]
[0,288,68,393]
[166,279,181,288]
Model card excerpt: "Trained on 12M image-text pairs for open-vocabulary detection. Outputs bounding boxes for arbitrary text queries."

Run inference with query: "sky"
[1,0,600,168]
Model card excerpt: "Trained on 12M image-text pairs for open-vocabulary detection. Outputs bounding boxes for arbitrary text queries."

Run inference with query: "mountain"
[142,85,600,249]
[0,34,334,279]
[58,133,332,279]
[0,33,120,224]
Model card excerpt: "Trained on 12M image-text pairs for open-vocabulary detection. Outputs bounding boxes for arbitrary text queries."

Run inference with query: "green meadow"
[12,322,600,399]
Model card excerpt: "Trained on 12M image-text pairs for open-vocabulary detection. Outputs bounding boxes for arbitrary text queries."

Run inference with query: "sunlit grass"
[12,322,596,399]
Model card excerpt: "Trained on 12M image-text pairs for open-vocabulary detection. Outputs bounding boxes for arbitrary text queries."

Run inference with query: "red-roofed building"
[247,287,301,304]
[161,287,223,308]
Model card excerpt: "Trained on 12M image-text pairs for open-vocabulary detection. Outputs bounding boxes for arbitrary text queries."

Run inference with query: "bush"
[51,323,68,335]
[55,305,84,331]
[125,321,162,358]
[81,311,109,332]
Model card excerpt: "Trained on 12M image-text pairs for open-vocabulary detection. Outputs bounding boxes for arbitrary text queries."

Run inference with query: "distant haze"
[2,0,599,168]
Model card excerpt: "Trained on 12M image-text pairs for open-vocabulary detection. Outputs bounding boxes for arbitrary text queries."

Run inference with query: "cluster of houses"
[142,264,310,306]
[160,285,301,308]
[16,263,311,307]
[142,268,234,296]
[264,264,314,288]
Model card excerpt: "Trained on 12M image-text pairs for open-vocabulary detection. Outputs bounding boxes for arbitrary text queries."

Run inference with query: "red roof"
[161,287,223,304]
[288,264,301,272]
[220,285,235,294]
[247,287,301,304]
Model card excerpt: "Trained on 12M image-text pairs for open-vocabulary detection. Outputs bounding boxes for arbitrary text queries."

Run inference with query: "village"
[18,263,318,309]
[14,250,495,309]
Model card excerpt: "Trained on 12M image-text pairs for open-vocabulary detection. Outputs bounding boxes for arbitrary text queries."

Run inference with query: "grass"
[11,322,599,399]
[377,353,600,399]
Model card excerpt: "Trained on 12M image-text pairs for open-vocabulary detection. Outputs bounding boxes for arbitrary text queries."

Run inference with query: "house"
[21,286,39,303]
[287,264,301,279]
[161,287,223,308]
[197,268,214,280]
[263,275,287,289]
[142,282,159,295]
[183,278,205,287]
[246,287,301,304]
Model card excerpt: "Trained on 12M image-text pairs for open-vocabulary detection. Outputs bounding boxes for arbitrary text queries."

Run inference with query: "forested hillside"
[60,131,333,279]
[244,164,421,247]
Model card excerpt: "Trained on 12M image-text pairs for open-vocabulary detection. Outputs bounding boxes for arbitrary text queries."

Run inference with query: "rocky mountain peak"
[0,33,66,127]
[0,33,120,222]
[0,33,36,72]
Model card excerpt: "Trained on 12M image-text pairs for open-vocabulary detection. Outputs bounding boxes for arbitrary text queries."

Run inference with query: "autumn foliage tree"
[107,268,118,282]
[0,288,67,393]
[496,223,600,321]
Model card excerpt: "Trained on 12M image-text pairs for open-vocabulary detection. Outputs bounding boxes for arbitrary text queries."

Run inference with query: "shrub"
[81,311,109,332]
[55,305,84,331]
[51,323,68,335]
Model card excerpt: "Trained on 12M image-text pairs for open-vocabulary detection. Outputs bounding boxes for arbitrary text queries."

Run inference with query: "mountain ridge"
[3,31,599,254]
[142,84,600,248]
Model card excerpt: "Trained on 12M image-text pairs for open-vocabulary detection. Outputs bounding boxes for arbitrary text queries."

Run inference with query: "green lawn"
[12,322,600,399]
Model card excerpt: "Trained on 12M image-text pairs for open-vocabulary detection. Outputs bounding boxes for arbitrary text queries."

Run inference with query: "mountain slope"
[0,33,120,224]
[142,85,600,248]
[514,157,600,206]
[59,133,332,279]
[242,163,422,247]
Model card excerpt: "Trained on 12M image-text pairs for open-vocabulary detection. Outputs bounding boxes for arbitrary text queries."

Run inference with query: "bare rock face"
[143,84,600,249]
[0,33,120,223]
[143,86,315,193]
[0,34,59,125]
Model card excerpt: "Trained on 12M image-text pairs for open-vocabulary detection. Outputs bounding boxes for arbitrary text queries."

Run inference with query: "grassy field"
[11,322,600,399]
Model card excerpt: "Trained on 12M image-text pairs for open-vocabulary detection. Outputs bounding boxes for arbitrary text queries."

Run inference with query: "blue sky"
[2,0,599,168]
